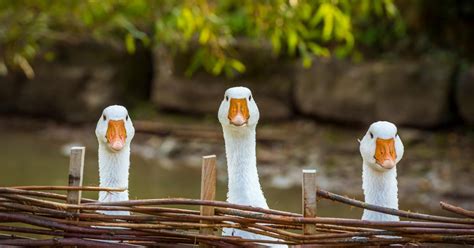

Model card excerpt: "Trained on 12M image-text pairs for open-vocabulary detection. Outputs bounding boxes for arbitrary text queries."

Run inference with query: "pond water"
[0,129,362,218]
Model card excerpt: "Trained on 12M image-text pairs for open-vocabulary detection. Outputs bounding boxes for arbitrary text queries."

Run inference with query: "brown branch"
[12,186,126,192]
[440,201,474,218]
[216,208,474,229]
[0,186,473,246]
[0,202,75,218]
[317,188,474,224]
[0,238,136,247]
[0,187,96,202]
[0,225,201,244]
[85,198,300,216]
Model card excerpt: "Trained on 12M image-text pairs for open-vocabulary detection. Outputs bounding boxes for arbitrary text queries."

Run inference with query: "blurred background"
[0,0,473,217]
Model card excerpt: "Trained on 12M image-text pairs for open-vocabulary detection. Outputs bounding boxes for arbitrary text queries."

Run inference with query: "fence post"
[67,147,85,209]
[199,155,217,247]
[302,169,317,235]
[65,147,85,248]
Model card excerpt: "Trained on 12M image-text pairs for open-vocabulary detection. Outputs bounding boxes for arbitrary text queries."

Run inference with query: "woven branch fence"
[0,147,473,247]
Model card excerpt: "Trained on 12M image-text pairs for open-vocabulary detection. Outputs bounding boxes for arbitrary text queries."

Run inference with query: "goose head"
[95,105,135,152]
[218,86,260,130]
[359,121,404,172]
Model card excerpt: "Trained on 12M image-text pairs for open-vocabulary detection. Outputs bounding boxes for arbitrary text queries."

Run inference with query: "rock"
[0,41,152,122]
[152,43,293,119]
[294,58,376,123]
[398,128,428,145]
[15,63,92,121]
[0,73,23,113]
[294,57,456,127]
[373,57,455,127]
[456,66,474,124]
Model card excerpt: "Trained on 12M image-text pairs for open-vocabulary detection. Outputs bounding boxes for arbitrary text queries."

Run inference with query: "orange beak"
[228,98,250,126]
[106,120,127,151]
[375,138,397,169]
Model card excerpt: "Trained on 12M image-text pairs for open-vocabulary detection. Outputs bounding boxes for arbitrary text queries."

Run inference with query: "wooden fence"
[0,147,472,247]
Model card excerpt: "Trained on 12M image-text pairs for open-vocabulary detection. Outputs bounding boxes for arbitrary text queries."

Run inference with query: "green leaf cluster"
[0,0,400,77]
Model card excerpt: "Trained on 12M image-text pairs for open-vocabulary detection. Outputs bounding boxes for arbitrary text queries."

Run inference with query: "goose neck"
[223,126,267,208]
[362,161,399,220]
[98,144,130,190]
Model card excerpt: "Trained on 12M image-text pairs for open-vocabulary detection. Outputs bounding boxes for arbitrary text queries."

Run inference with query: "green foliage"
[0,0,399,77]
[352,0,405,56]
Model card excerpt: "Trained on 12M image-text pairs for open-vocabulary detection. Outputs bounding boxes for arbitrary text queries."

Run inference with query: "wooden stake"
[302,169,317,235]
[199,155,217,247]
[67,147,85,207]
[65,147,85,247]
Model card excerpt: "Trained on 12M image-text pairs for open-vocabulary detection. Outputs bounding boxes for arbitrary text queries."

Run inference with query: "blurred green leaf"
[125,33,136,54]
[0,60,7,75]
[308,42,330,57]
[43,52,55,61]
[212,59,225,75]
[199,27,211,44]
[271,30,282,55]
[0,0,403,78]
[287,30,298,55]
[230,59,245,73]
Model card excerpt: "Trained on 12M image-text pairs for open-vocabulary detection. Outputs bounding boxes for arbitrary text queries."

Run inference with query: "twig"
[440,201,474,218]
[86,198,300,216]
[0,187,96,202]
[12,186,125,192]
[0,238,136,247]
[317,188,474,224]
[0,186,473,246]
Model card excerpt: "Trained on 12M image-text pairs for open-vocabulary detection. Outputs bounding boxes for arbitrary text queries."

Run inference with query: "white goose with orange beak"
[219,87,285,246]
[359,121,404,221]
[95,105,135,215]
[218,87,266,209]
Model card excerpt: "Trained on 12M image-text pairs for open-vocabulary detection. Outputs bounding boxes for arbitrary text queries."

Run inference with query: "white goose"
[359,121,404,221]
[218,87,284,246]
[95,105,135,215]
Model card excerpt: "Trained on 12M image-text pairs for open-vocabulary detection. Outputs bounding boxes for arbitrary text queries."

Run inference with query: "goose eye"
[249,95,252,101]
[126,115,129,121]
[103,115,107,121]
[225,96,229,101]
[369,132,374,139]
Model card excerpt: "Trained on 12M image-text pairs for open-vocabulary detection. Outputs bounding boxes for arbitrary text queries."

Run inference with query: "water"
[0,129,362,218]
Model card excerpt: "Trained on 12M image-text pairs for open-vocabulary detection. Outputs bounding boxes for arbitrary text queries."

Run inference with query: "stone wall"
[1,41,472,127]
[153,46,468,127]
[457,67,474,124]
[293,57,457,127]
[0,42,152,122]
[152,45,293,119]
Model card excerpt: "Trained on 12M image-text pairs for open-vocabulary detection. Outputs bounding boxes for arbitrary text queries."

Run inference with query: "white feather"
[218,87,286,247]
[95,105,135,216]
[359,121,404,221]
